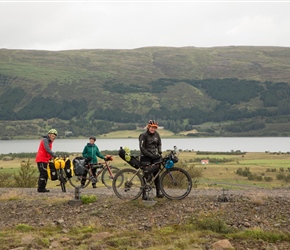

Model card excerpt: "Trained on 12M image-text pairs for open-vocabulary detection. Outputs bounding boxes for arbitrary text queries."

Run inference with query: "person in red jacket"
[35,129,58,192]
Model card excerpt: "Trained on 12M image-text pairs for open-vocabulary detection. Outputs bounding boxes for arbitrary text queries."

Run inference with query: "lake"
[0,137,290,154]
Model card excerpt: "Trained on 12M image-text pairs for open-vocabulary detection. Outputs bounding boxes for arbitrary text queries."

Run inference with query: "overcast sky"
[1,1,290,51]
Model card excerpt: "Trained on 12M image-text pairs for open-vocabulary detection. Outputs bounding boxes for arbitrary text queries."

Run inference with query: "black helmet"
[89,136,96,141]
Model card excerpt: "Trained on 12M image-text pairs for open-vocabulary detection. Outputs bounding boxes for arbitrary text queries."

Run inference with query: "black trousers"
[140,156,162,194]
[37,162,48,190]
[81,166,97,185]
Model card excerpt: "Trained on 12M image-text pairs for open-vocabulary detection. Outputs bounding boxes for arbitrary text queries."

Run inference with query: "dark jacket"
[139,130,162,160]
[35,136,56,163]
[82,143,105,164]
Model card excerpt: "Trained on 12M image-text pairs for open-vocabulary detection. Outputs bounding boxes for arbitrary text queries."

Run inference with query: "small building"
[201,159,209,164]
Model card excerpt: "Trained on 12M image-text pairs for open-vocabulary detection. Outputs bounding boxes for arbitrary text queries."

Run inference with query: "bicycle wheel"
[59,169,66,192]
[112,168,144,201]
[101,166,121,189]
[68,171,91,189]
[160,167,192,200]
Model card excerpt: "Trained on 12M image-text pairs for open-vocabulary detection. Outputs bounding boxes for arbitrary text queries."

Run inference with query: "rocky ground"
[0,186,290,250]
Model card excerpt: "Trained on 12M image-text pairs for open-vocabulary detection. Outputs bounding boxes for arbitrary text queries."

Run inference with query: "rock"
[212,239,234,249]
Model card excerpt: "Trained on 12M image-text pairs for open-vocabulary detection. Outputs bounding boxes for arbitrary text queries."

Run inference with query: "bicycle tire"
[160,167,192,200]
[68,172,91,189]
[59,169,66,192]
[112,168,144,201]
[101,166,121,189]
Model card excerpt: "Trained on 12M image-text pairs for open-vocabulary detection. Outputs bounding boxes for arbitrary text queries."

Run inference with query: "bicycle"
[112,147,192,201]
[50,156,72,193]
[69,156,121,189]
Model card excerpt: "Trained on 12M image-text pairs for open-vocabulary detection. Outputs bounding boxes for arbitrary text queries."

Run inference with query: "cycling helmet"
[48,129,58,136]
[89,136,96,141]
[147,120,158,129]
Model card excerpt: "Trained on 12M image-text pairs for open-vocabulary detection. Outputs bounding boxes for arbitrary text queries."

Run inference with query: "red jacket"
[35,136,56,163]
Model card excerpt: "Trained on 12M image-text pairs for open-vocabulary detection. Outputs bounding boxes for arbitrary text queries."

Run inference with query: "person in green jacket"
[81,136,106,188]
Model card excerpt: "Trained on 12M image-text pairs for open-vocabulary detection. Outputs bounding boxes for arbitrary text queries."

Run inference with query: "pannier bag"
[72,157,87,176]
[64,158,73,178]
[141,162,160,177]
[47,161,58,181]
[118,146,140,169]
[54,157,65,170]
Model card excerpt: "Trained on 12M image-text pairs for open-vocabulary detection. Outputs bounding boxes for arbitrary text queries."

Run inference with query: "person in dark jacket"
[81,136,106,188]
[35,129,58,193]
[139,120,164,199]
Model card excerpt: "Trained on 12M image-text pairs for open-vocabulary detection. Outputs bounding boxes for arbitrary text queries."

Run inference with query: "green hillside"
[1,46,290,139]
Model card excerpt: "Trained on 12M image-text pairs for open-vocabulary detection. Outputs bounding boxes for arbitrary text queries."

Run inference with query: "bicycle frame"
[127,161,165,188]
[69,158,119,189]
[85,160,114,179]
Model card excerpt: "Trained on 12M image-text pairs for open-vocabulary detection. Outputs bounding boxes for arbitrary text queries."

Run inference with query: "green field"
[1,151,290,189]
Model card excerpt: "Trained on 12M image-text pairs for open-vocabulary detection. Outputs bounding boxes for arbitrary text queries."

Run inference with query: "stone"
[212,239,234,249]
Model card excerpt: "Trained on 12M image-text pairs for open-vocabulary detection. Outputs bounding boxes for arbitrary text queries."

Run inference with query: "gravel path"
[1,185,290,198]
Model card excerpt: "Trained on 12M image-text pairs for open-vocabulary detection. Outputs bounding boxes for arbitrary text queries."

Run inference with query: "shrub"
[284,174,290,182]
[0,173,14,187]
[276,172,285,180]
[13,159,38,188]
[236,167,251,177]
[264,176,273,182]
[81,194,97,204]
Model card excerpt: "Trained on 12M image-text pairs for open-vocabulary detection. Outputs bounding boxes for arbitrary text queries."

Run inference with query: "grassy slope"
[2,46,290,137]
[2,46,290,107]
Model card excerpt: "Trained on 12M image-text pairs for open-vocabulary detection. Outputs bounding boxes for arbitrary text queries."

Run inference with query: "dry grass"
[0,189,24,201]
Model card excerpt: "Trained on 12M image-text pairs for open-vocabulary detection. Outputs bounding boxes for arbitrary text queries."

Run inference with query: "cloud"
[1,1,290,51]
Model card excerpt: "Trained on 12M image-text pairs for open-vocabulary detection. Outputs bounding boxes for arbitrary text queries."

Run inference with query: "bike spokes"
[160,167,192,200]
[113,169,143,200]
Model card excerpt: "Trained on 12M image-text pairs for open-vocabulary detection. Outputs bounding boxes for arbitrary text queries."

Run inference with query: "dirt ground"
[0,186,290,250]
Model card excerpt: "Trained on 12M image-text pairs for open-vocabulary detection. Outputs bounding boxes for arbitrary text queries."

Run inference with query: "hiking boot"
[92,183,97,188]
[142,192,147,200]
[37,189,50,193]
[156,193,164,198]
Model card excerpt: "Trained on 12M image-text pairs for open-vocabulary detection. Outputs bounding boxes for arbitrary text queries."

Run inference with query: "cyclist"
[82,136,107,188]
[139,120,164,199]
[35,129,58,193]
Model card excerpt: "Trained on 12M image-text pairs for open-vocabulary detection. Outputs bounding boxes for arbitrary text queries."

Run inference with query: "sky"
[1,1,290,51]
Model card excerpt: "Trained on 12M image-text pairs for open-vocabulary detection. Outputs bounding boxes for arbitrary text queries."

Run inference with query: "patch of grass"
[35,237,50,248]
[232,228,290,243]
[15,224,34,232]
[69,225,97,235]
[80,194,97,204]
[190,214,234,234]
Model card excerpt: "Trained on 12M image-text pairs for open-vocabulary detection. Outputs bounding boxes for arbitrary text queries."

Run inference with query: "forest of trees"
[1,77,290,137]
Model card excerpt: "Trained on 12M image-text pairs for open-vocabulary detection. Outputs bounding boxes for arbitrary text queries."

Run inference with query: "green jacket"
[82,143,105,164]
